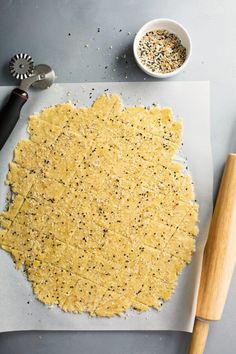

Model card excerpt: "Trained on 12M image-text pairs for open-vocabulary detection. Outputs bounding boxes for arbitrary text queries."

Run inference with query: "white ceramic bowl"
[133,18,192,78]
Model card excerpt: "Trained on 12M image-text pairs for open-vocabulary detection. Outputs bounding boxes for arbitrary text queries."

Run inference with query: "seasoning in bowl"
[137,29,186,74]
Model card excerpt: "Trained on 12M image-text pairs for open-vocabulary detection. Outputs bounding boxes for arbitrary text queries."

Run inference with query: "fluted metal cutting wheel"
[9,53,34,80]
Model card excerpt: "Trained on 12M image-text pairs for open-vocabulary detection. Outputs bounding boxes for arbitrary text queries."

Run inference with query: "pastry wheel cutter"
[0,53,56,150]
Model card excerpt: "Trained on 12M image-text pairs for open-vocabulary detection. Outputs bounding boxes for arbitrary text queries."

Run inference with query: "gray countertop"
[0,0,235,353]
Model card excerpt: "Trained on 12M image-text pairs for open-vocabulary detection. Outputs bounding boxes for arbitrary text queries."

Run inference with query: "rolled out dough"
[0,94,198,317]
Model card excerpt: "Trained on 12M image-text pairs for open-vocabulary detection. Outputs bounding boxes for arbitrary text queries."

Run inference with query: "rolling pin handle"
[189,318,209,354]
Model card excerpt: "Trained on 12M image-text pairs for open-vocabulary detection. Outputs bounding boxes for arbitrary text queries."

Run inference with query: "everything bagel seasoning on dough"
[0,94,198,317]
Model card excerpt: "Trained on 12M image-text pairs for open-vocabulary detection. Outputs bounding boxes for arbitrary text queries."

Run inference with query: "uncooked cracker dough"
[0,94,198,317]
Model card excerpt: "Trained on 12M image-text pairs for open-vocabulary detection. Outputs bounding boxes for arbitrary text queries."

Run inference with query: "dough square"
[57,245,93,274]
[6,163,36,197]
[37,103,77,128]
[27,262,78,305]
[43,149,77,184]
[13,198,54,232]
[0,194,24,228]
[69,222,107,250]
[0,221,38,267]
[27,176,65,203]
[32,234,66,264]
[28,115,62,147]
[94,291,132,318]
[14,140,51,176]
[62,277,107,314]
[79,254,120,287]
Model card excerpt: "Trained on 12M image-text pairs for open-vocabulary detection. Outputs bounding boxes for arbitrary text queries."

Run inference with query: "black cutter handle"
[0,88,28,150]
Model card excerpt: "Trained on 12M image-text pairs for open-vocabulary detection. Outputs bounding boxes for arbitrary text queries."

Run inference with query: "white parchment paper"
[0,82,212,332]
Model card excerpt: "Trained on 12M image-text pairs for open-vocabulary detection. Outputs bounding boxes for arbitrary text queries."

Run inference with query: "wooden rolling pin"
[189,153,236,354]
